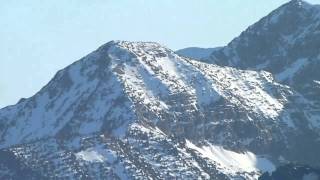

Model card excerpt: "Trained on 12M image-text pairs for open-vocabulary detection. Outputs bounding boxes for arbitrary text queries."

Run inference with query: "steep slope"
[0,40,319,179]
[207,0,320,104]
[0,43,137,148]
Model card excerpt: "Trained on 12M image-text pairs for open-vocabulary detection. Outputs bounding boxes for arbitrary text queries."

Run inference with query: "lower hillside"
[0,123,273,180]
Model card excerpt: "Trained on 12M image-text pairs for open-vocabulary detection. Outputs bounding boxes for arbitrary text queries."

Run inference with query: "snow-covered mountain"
[0,40,319,179]
[176,47,220,60]
[206,0,320,106]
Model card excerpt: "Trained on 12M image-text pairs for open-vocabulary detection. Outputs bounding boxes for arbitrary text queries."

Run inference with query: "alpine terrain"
[207,0,320,113]
[0,0,319,180]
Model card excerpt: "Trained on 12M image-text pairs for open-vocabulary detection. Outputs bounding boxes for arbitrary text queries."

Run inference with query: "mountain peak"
[2,0,320,178]
[103,40,163,50]
[288,0,306,6]
[207,0,320,67]
[97,40,170,59]
[284,0,311,9]
[2,36,320,178]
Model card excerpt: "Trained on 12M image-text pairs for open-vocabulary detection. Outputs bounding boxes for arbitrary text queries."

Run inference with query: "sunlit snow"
[76,146,116,163]
[186,140,275,179]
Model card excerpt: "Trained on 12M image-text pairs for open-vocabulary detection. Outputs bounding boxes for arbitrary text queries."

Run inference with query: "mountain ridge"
[1,0,320,178]
[176,47,220,60]
[0,39,320,179]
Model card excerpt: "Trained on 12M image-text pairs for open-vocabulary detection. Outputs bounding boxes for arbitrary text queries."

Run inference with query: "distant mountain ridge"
[176,47,220,60]
[205,0,320,104]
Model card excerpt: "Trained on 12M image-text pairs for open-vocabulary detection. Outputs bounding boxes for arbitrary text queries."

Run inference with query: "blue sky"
[1,0,320,108]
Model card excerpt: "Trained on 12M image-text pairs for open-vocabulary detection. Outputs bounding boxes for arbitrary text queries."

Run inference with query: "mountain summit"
[0,1,320,179]
[0,40,319,179]
[208,0,318,68]
[206,0,320,109]
[0,40,292,149]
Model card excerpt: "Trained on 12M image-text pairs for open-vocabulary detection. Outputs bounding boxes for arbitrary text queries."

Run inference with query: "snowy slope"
[186,140,275,179]
[205,0,320,108]
[0,45,137,148]
[0,40,319,179]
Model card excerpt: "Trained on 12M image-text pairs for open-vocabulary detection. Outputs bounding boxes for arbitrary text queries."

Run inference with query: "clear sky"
[1,0,320,108]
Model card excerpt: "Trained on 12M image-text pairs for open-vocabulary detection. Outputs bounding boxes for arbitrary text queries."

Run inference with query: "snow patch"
[76,145,116,163]
[314,80,320,85]
[186,140,275,177]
